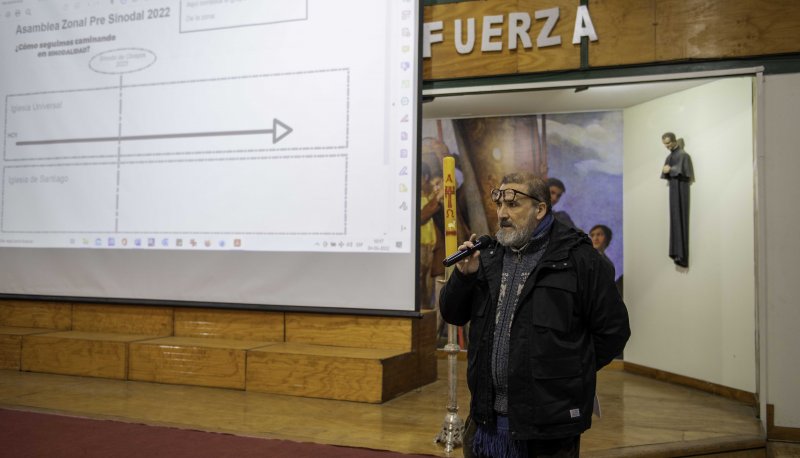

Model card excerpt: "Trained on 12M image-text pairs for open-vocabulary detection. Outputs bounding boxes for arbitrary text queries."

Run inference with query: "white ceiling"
[422,78,714,119]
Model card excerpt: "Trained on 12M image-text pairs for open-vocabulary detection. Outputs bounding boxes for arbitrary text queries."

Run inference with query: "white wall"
[623,77,756,393]
[763,73,800,427]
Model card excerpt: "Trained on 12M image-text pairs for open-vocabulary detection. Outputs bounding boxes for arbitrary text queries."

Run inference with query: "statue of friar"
[660,132,694,268]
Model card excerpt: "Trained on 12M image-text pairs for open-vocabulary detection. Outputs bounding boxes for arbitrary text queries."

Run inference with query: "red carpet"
[0,408,435,458]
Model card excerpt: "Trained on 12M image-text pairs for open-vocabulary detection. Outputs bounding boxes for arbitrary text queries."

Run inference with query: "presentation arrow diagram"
[271,118,293,144]
[16,118,294,146]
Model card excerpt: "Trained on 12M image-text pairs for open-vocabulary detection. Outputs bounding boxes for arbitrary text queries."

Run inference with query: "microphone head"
[441,235,495,267]
[475,235,494,247]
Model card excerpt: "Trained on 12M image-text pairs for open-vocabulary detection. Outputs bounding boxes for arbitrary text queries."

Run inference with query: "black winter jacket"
[440,220,630,440]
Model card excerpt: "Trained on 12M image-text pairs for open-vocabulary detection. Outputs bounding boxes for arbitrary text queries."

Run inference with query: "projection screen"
[0,0,420,313]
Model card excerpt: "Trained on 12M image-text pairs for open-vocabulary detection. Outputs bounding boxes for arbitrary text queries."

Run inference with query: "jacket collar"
[488,216,586,263]
[539,217,587,263]
[480,217,590,304]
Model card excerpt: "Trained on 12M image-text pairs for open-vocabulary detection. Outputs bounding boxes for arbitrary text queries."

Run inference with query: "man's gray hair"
[500,172,551,212]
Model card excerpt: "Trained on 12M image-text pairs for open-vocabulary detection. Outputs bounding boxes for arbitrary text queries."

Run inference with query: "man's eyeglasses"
[490,188,540,204]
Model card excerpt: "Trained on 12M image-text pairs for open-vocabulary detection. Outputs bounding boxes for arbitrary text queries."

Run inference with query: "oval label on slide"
[89,48,157,74]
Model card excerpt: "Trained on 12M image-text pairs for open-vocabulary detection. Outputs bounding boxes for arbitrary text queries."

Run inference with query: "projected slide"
[1,0,417,253]
[4,70,348,237]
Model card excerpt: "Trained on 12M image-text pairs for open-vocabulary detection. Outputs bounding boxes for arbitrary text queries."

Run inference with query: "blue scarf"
[531,213,554,239]
[473,415,528,458]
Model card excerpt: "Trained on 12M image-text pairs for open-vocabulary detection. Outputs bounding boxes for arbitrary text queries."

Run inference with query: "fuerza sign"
[423,5,597,57]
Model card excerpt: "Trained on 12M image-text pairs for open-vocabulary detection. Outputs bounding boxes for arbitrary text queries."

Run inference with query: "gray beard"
[496,212,539,248]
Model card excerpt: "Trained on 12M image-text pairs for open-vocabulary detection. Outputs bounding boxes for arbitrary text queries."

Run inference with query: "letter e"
[481,15,503,52]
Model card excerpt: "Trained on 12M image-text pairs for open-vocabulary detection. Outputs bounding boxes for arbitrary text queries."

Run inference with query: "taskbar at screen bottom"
[0,233,413,253]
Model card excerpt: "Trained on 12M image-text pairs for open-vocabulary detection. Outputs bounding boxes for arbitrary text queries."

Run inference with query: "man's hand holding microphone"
[442,234,493,274]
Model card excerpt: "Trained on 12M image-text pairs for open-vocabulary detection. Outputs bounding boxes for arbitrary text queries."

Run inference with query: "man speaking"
[440,172,630,458]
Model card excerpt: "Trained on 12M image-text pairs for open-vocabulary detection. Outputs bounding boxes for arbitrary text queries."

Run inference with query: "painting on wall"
[419,110,623,308]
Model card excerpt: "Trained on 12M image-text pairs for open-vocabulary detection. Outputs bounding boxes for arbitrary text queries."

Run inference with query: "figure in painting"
[589,224,615,277]
[546,177,576,229]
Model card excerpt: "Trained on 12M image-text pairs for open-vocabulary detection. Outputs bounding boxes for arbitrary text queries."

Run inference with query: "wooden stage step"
[3,301,437,404]
[246,342,421,403]
[0,300,74,371]
[129,337,278,390]
[0,326,54,370]
[19,304,174,380]
[21,331,164,379]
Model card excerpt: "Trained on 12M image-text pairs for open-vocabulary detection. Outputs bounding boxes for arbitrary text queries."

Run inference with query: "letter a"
[572,5,598,44]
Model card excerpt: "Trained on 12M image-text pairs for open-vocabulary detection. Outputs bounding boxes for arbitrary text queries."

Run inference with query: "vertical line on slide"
[115,75,123,232]
[346,68,351,149]
[345,68,351,234]
[1,94,7,231]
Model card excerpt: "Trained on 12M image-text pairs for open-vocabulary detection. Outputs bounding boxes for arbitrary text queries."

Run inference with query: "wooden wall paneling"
[624,361,757,406]
[423,0,519,80]
[0,299,72,330]
[655,0,800,62]
[285,313,413,351]
[71,304,173,336]
[173,309,284,342]
[516,0,581,73]
[423,0,800,78]
[588,0,656,67]
[767,404,800,441]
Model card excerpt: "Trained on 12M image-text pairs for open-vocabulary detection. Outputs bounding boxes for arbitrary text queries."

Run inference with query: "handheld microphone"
[442,235,494,267]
